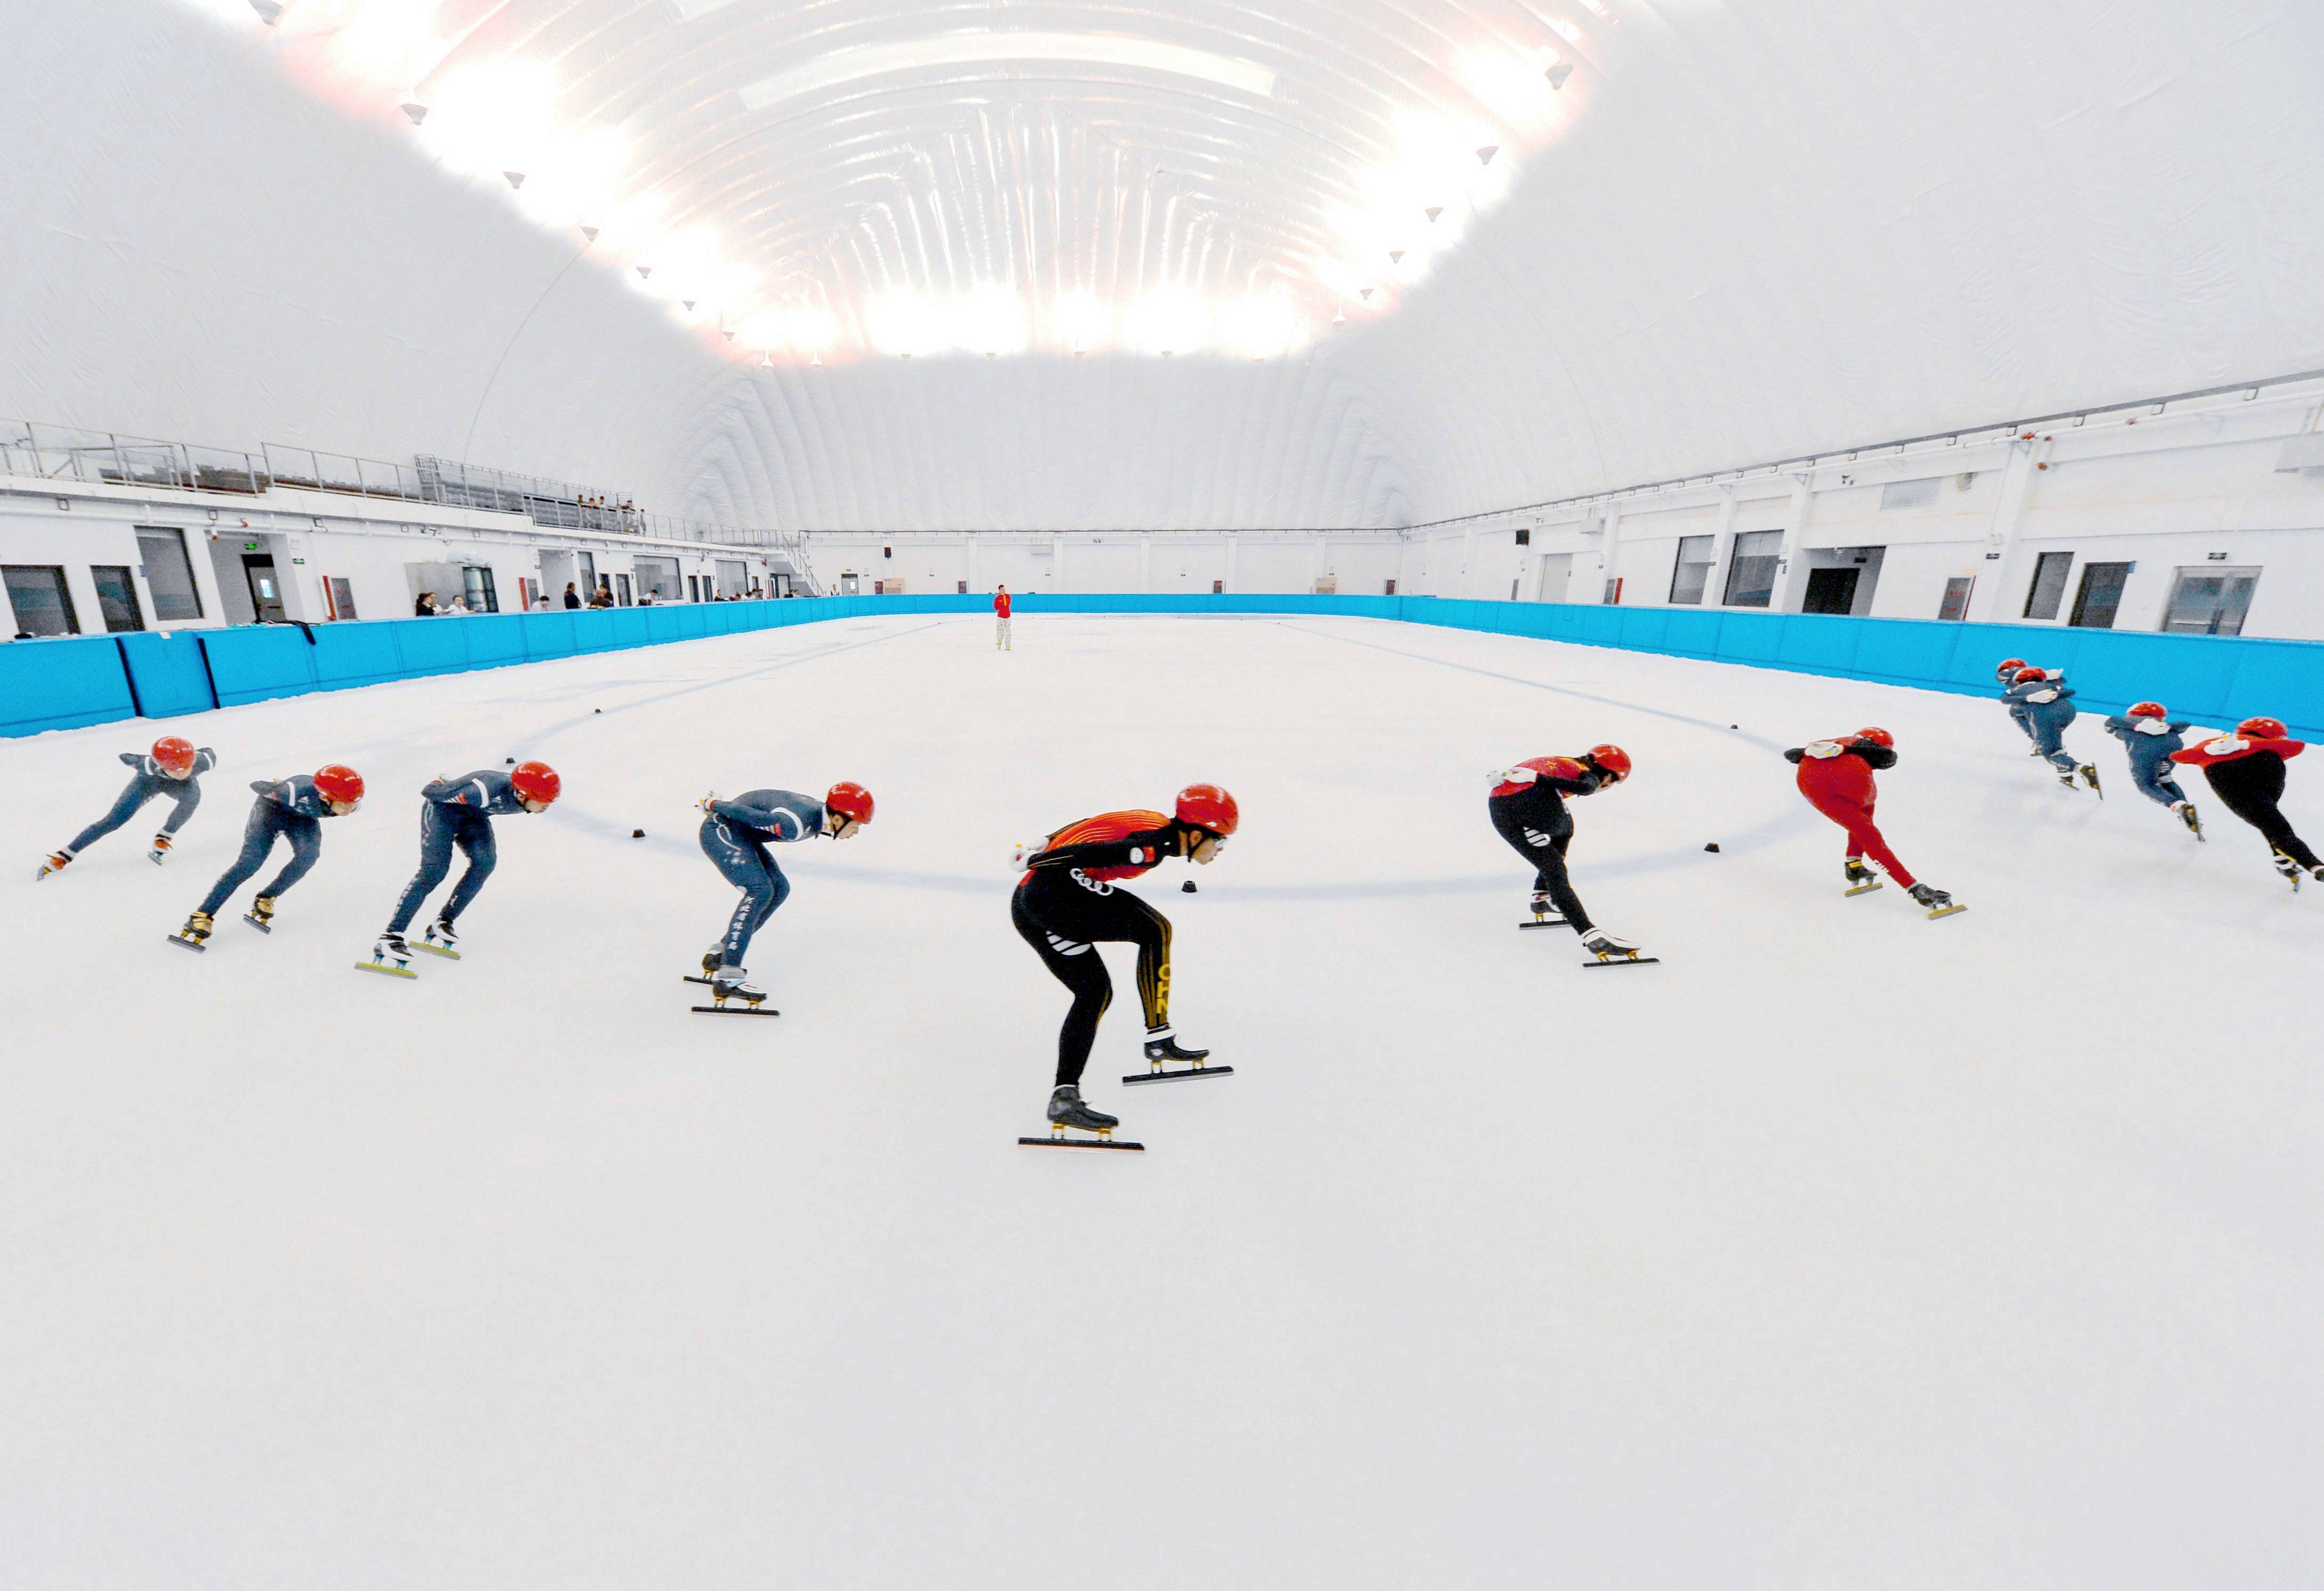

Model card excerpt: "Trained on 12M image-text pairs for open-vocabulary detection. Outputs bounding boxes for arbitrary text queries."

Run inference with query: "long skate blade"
[355,959,417,979]
[1018,1135,1144,1152]
[1122,1064,1235,1086]
[1517,919,1567,930]
[682,974,715,986]
[1581,955,1661,968]
[166,933,206,953]
[1924,904,1968,920]
[242,915,272,933]
[1843,881,1883,897]
[412,941,460,959]
[691,1005,780,1016]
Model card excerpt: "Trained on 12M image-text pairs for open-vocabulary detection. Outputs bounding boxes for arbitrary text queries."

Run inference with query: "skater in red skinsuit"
[1785,728,1956,912]
[993,585,1012,650]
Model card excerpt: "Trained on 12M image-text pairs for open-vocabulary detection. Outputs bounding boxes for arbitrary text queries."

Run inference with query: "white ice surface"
[2,615,2316,1589]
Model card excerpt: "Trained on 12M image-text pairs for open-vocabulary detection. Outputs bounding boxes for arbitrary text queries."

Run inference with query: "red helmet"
[2237,716,2288,741]
[313,764,365,808]
[2126,701,2166,719]
[1583,744,1631,783]
[825,781,874,824]
[2012,666,2048,685]
[1853,726,1894,748]
[1175,783,1239,836]
[1995,657,2027,681]
[510,760,561,806]
[152,736,198,778]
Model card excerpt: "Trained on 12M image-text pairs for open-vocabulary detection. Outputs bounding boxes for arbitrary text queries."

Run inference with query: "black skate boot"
[1127,1028,1231,1084]
[2174,801,2203,839]
[693,964,776,1015]
[243,895,276,933]
[167,909,214,952]
[2079,763,2103,797]
[1908,882,1966,919]
[149,833,173,865]
[1843,859,1883,896]
[359,931,417,978]
[1022,1086,1141,1150]
[1520,889,1567,929]
[415,916,461,959]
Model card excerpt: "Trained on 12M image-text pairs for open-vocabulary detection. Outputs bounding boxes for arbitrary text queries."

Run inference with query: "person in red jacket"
[1487,745,1642,958]
[1013,783,1237,1138]
[993,585,1012,650]
[2170,716,2318,885]
[1784,728,1960,916]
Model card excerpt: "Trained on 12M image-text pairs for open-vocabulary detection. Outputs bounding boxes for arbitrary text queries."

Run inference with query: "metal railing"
[1,415,817,588]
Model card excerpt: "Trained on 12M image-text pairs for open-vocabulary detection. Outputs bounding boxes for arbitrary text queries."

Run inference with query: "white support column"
[1706,487,1739,605]
[1770,473,1818,612]
[1966,441,2037,624]
[1052,534,1067,591]
[1311,532,1328,593]
[1461,528,1476,597]
[1224,533,1239,592]
[1139,532,1152,592]
[966,533,979,593]
[1599,506,1624,602]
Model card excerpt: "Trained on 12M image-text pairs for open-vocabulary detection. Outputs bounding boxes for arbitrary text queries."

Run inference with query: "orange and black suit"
[1013,810,1182,1087]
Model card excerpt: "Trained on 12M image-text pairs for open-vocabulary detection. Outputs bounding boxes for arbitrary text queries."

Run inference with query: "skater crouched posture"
[2104,702,2202,836]
[1784,729,1957,915]
[2171,718,2321,885]
[372,761,560,965]
[1013,784,1238,1134]
[2002,666,2100,792]
[695,781,875,1004]
[1488,745,1636,956]
[40,737,216,877]
[170,765,364,949]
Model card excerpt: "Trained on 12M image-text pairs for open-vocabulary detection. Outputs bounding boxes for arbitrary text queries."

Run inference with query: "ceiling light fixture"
[1476,146,1499,165]
[1425,207,1443,223]
[503,171,525,190]
[1388,250,1404,264]
[683,299,696,311]
[249,0,284,24]
[1545,61,1574,89]
[636,266,652,280]
[400,102,428,126]
[579,225,598,242]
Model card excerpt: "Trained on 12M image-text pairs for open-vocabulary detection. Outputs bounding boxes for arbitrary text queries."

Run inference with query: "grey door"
[2068,562,2131,628]
[1802,567,1859,614]
[241,554,287,622]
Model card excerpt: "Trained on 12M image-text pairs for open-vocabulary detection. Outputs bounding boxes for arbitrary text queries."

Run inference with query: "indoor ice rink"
[5,2,2322,1588]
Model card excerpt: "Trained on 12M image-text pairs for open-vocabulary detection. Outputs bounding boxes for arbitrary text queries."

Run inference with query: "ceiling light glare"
[511,124,628,231]
[1220,294,1300,359]
[1125,289,1209,356]
[962,284,1029,356]
[1578,0,1615,20]
[1549,18,1581,44]
[738,306,836,359]
[1459,48,1560,130]
[418,61,557,184]
[868,293,946,358]
[740,34,1276,113]
[1049,291,1112,353]
[327,0,440,90]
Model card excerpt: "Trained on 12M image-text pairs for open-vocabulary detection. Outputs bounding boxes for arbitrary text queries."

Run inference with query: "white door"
[1535,553,1572,603]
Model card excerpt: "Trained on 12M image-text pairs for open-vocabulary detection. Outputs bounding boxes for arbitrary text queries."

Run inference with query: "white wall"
[799,531,1408,596]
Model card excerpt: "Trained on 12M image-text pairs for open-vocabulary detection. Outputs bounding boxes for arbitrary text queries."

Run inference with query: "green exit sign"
[243,540,259,551]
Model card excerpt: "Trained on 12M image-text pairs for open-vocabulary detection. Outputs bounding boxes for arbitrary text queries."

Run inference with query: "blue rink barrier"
[3,595,2319,740]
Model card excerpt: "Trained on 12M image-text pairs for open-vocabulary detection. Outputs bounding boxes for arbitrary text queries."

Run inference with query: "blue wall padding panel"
[0,635,138,735]
[7,596,2321,740]
[114,632,218,719]
[200,626,318,706]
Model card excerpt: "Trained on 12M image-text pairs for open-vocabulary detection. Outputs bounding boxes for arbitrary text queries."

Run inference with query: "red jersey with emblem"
[1022,808,1172,884]
[994,591,1012,617]
[2170,734,2305,768]
[1489,756,1591,801]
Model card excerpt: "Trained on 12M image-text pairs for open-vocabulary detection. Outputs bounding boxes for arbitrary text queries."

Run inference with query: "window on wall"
[2023,551,2073,620]
[2162,568,2258,635]
[635,556,681,601]
[614,573,633,607]
[4,565,81,635]
[135,526,202,620]
[688,574,702,603]
[462,566,499,613]
[1668,535,1715,605]
[91,565,145,632]
[1937,577,1975,621]
[716,560,747,596]
[2068,562,2132,628]
[1722,531,1781,608]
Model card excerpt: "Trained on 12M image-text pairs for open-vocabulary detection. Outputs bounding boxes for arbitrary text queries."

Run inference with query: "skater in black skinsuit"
[1488,744,1635,956]
[1013,784,1238,1136]
[2171,717,2321,884]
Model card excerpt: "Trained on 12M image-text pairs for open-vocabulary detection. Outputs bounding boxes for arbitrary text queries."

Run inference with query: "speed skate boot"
[1909,882,1965,919]
[2079,762,2103,797]
[1142,1029,1209,1066]
[359,931,417,978]
[2174,801,2203,839]
[1526,889,1566,926]
[1843,859,1883,896]
[167,909,214,952]
[415,915,461,958]
[1045,1085,1119,1134]
[1580,928,1649,964]
[36,849,72,880]
[148,833,173,865]
[243,895,276,933]
[2272,848,2305,890]
[707,964,766,1007]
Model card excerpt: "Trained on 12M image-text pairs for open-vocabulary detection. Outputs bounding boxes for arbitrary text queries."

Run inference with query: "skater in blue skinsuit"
[38,737,216,877]
[2104,701,2202,836]
[2002,666,2100,794]
[168,764,366,949]
[370,761,562,966]
[695,781,875,1005]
